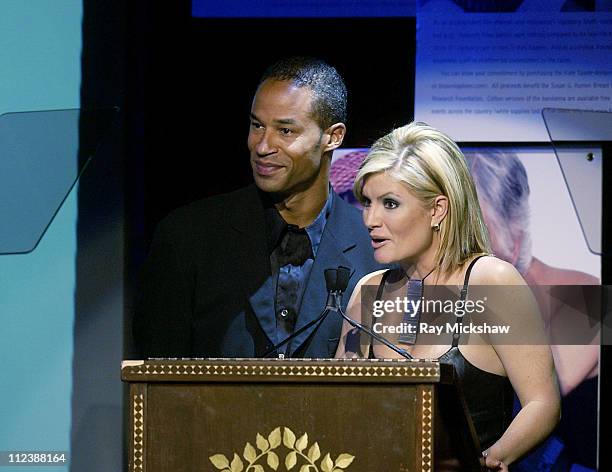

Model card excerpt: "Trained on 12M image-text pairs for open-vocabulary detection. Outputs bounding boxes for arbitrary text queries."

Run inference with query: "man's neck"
[522,257,541,285]
[276,182,329,228]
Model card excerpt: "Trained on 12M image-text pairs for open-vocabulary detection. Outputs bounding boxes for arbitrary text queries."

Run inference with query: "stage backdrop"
[0,2,81,471]
[415,0,612,142]
[0,2,125,472]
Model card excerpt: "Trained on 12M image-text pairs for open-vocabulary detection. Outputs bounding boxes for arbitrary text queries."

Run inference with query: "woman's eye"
[279,128,292,135]
[361,198,371,208]
[250,121,263,129]
[383,199,399,209]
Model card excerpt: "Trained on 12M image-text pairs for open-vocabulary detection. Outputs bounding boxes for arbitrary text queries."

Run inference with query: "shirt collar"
[304,188,332,257]
[262,187,333,256]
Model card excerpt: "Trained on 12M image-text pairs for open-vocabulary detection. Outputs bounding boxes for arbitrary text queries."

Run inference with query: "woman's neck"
[401,256,438,281]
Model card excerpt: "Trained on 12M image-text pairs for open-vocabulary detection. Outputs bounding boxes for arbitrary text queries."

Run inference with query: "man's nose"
[255,130,276,156]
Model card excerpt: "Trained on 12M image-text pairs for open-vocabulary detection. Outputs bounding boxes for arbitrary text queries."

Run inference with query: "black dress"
[372,256,515,450]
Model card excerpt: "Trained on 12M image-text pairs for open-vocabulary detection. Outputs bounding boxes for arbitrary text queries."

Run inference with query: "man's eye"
[250,121,263,129]
[279,128,292,135]
[383,199,399,209]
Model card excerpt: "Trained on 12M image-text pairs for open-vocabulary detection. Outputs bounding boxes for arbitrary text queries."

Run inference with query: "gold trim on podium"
[421,387,434,472]
[133,393,144,472]
[121,358,441,383]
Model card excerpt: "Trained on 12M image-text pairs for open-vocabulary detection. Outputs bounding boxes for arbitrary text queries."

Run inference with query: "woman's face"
[361,172,436,267]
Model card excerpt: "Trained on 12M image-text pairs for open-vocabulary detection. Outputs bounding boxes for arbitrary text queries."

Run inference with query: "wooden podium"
[121,358,484,472]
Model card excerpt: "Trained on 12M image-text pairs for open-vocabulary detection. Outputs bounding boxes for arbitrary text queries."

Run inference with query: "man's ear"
[431,195,449,227]
[323,123,346,152]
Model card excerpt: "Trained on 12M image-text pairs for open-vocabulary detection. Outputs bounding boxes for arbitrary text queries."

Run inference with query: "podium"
[121,358,484,472]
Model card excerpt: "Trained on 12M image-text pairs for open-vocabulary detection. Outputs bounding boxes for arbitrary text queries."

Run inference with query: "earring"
[432,223,440,232]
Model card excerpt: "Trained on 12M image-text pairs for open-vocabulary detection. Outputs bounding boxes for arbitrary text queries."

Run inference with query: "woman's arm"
[474,259,561,469]
[486,344,560,469]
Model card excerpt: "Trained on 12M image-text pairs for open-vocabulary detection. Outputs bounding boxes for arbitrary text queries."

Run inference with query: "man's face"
[248,79,327,196]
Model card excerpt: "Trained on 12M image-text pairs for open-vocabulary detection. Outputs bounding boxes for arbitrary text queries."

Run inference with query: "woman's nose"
[363,205,381,229]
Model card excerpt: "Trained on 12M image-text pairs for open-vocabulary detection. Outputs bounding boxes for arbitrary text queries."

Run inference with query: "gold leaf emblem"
[307,443,321,462]
[295,433,308,453]
[210,454,230,470]
[334,454,355,469]
[208,427,355,471]
[283,427,296,449]
[244,443,257,463]
[268,427,282,449]
[230,453,244,472]
[256,434,269,452]
[320,453,333,472]
[285,451,297,470]
[266,451,279,470]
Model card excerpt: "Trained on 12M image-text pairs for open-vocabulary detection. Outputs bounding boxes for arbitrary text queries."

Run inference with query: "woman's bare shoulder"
[355,269,389,290]
[346,269,390,316]
[468,255,525,285]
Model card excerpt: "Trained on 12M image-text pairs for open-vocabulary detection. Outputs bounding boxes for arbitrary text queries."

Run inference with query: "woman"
[335,122,560,471]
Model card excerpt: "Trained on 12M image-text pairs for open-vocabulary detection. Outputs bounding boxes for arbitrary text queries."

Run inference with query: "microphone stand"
[262,294,413,360]
[261,292,341,358]
[335,305,413,360]
[261,267,413,361]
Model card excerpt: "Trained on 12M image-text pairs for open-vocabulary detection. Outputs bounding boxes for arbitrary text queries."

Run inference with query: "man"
[134,57,383,359]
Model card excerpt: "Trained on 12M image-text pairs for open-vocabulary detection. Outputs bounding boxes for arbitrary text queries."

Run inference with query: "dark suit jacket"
[133,184,384,359]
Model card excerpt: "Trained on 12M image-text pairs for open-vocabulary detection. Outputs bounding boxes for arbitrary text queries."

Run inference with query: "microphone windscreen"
[324,268,337,292]
[336,266,350,292]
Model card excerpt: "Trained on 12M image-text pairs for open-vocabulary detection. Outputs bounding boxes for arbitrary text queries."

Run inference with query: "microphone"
[329,268,412,360]
[324,266,350,310]
[262,266,351,358]
[335,302,412,360]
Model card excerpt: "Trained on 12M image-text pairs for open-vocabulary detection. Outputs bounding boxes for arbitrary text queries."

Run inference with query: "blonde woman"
[335,122,560,471]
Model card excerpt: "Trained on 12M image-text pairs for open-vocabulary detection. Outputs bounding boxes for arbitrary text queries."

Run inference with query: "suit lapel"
[290,194,356,355]
[229,186,277,346]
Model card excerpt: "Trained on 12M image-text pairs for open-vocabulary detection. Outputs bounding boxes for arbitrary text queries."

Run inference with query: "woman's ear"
[431,195,448,228]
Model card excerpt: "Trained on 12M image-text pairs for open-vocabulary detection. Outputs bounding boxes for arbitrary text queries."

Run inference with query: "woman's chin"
[374,251,395,265]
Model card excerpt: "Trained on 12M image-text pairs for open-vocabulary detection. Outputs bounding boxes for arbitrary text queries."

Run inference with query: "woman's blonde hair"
[354,122,491,274]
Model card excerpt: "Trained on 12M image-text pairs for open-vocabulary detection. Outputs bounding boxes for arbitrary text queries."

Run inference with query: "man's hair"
[259,56,347,129]
[465,150,532,273]
[353,121,491,274]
